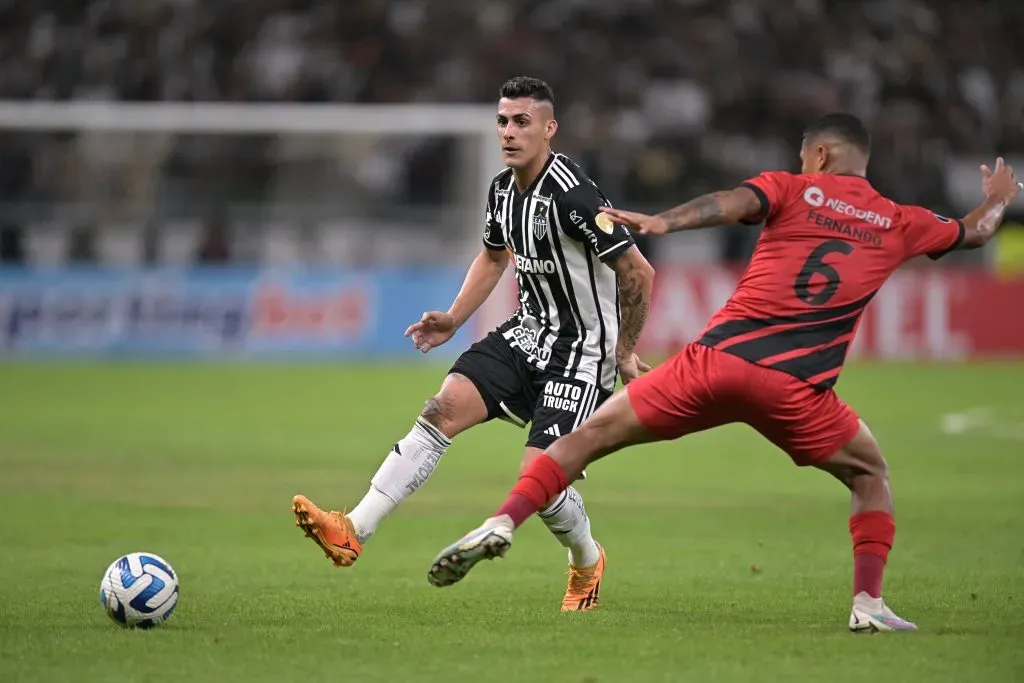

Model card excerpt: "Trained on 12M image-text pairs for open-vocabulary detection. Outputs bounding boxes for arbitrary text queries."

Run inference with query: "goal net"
[0,101,503,268]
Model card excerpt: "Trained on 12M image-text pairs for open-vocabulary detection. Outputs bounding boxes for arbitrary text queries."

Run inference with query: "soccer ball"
[99,552,179,628]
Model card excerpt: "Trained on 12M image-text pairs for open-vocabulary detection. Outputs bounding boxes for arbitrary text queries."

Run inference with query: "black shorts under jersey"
[449,332,612,449]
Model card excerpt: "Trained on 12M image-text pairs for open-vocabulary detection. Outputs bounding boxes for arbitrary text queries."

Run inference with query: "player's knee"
[818,423,889,489]
[836,421,885,475]
[844,443,891,510]
[870,452,889,482]
[848,435,887,480]
[849,455,889,503]
[420,395,450,431]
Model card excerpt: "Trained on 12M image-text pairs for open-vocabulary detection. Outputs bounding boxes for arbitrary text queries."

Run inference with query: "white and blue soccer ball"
[99,552,179,629]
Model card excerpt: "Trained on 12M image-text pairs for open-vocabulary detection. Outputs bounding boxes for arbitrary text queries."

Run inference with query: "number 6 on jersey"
[699,170,964,390]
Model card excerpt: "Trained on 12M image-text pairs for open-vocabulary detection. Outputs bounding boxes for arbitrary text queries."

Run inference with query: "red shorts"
[627,343,860,466]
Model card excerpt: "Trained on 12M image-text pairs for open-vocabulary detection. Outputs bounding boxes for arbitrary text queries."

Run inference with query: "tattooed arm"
[608,246,654,383]
[600,187,765,237]
[554,182,655,382]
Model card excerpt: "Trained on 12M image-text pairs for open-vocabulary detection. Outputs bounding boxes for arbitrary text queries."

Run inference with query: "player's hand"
[404,311,458,354]
[600,207,670,236]
[617,352,652,385]
[981,157,1022,205]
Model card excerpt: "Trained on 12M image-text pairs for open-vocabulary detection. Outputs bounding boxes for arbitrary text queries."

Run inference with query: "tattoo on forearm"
[657,192,733,232]
[615,259,651,356]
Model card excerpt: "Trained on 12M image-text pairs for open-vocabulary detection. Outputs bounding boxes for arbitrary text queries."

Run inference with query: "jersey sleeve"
[556,183,635,262]
[739,171,798,225]
[482,186,505,251]
[897,205,966,260]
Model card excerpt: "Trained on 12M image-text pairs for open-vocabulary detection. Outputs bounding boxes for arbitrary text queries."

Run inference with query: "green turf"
[1,361,1022,682]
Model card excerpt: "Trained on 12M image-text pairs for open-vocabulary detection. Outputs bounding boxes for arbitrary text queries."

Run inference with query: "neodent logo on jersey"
[803,185,893,229]
[803,186,826,207]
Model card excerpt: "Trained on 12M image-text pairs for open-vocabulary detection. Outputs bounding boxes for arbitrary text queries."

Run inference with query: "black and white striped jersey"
[482,152,634,392]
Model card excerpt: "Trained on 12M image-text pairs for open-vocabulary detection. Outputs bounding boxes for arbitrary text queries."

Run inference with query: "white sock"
[537,486,601,568]
[853,591,884,611]
[347,418,451,543]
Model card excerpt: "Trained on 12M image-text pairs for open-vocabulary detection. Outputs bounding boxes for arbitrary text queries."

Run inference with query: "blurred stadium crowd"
[0,0,1021,265]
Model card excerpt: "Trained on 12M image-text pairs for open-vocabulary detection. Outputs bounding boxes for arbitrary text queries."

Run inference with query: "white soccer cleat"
[849,592,918,633]
[427,516,514,587]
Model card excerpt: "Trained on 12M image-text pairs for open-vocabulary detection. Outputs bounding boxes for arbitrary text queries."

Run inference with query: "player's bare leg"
[520,447,606,611]
[293,373,487,567]
[816,420,917,633]
[429,389,657,588]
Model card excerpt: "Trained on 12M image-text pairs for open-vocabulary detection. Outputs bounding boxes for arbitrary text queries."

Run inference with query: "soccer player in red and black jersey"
[425,113,1023,632]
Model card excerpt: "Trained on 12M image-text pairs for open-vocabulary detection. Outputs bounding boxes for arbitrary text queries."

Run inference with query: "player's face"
[497,97,557,170]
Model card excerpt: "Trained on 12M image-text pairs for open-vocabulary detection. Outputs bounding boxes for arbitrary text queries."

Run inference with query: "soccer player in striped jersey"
[427,113,1022,631]
[292,76,654,611]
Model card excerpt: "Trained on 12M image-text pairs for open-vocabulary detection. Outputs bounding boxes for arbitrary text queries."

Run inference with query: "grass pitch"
[0,361,1022,682]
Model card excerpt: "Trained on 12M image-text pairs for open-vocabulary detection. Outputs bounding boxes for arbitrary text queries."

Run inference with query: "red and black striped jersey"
[698,171,965,389]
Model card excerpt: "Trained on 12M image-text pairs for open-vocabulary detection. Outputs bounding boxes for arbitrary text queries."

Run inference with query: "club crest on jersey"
[532,200,550,239]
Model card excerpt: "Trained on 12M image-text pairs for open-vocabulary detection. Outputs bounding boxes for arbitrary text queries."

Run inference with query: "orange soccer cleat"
[291,494,363,568]
[561,543,605,612]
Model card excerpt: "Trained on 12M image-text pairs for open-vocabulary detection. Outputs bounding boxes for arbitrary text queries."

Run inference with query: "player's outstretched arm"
[608,246,654,383]
[447,246,510,327]
[600,187,765,236]
[959,157,1022,250]
[405,247,509,353]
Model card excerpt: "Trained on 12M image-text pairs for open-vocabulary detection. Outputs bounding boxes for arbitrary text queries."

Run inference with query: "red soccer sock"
[495,454,569,528]
[849,511,895,599]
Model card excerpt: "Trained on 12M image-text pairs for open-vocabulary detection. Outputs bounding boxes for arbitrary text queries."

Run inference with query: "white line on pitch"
[939,407,1024,441]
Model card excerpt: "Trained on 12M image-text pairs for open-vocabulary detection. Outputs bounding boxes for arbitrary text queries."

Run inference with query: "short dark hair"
[803,113,871,154]
[499,76,554,108]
